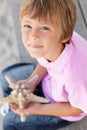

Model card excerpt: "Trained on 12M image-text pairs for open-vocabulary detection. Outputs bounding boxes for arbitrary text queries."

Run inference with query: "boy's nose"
[30,29,39,41]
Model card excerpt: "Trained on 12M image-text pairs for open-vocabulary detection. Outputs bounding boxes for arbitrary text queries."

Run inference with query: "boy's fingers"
[10,103,18,109]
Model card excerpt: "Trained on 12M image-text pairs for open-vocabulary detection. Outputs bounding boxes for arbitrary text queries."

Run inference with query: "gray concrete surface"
[0,0,20,129]
[0,0,20,72]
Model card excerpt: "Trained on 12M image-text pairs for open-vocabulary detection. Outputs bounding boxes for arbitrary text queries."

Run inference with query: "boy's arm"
[11,101,83,117]
[26,63,47,92]
[37,102,83,116]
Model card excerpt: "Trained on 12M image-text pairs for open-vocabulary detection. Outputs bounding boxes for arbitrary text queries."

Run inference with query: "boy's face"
[21,16,64,61]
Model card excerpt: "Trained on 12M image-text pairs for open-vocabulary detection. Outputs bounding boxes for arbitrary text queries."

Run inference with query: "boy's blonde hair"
[20,0,76,42]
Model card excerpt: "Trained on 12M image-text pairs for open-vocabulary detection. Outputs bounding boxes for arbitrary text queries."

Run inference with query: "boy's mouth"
[29,44,43,49]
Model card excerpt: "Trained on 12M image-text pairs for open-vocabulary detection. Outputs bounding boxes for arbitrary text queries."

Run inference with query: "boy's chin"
[28,52,42,59]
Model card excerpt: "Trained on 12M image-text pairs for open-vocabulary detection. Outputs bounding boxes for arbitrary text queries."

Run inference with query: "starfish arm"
[0,95,14,104]
[27,93,50,103]
[5,75,17,89]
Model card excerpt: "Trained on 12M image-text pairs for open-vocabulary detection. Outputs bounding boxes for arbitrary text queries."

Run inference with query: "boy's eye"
[23,25,32,29]
[41,26,50,31]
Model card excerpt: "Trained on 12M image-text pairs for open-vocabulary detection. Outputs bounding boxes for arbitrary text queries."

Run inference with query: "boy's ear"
[62,37,71,44]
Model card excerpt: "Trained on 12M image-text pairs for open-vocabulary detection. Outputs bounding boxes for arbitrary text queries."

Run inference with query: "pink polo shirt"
[37,32,87,121]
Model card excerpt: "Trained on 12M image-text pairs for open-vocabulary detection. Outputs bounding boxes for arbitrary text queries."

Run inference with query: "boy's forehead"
[22,15,55,25]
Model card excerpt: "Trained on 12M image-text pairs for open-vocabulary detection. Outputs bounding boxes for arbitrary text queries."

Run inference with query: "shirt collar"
[37,41,74,73]
[51,42,73,72]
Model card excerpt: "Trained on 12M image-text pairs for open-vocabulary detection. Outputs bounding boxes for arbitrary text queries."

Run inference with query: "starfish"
[0,76,50,122]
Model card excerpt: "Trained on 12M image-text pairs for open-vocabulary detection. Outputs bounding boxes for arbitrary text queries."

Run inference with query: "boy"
[0,0,87,130]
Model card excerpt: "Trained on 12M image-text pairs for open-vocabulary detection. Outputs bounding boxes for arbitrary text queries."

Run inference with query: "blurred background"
[0,0,20,72]
[0,0,20,129]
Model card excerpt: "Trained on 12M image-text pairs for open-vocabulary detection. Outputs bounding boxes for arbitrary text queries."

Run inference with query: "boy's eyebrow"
[22,20,31,23]
[22,20,49,25]
[21,18,53,26]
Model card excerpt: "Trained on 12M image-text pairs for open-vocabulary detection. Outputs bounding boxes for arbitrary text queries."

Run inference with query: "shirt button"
[48,68,51,71]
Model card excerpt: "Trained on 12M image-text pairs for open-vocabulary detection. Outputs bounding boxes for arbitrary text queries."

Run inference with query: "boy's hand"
[17,79,34,93]
[10,102,41,116]
[17,75,38,93]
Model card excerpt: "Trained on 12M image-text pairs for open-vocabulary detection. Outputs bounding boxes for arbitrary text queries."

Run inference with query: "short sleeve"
[66,80,87,113]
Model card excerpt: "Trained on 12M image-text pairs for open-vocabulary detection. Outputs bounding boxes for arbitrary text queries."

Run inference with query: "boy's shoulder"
[70,31,87,76]
[72,31,87,44]
[71,31,87,51]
